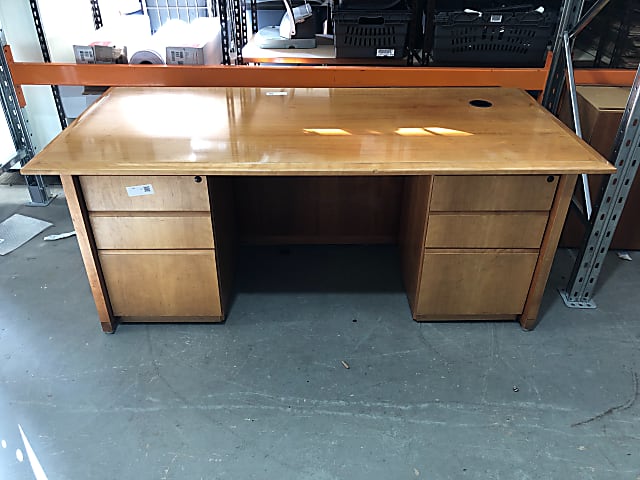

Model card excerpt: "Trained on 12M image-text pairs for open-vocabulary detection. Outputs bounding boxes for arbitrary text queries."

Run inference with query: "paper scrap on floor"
[0,214,52,255]
[44,231,76,241]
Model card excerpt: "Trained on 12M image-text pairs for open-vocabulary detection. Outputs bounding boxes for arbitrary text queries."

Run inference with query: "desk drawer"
[425,212,548,249]
[430,175,557,212]
[416,250,538,316]
[91,214,214,249]
[99,250,221,317]
[81,175,210,212]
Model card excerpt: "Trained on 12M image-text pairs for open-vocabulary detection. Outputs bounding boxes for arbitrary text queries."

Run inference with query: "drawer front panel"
[417,251,539,316]
[91,215,214,249]
[425,212,548,249]
[81,175,210,212]
[430,175,557,212]
[100,250,221,317]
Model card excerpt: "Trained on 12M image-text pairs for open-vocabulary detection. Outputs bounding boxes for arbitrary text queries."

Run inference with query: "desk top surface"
[23,86,614,176]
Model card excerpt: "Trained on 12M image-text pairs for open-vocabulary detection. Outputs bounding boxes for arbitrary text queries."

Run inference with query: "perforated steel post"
[218,0,232,64]
[240,0,248,61]
[90,0,104,29]
[232,0,244,64]
[250,0,258,34]
[29,0,67,130]
[541,0,585,114]
[562,31,593,220]
[561,64,640,308]
[0,30,53,205]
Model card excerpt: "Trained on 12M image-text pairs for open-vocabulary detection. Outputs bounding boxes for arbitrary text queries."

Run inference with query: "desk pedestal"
[62,173,576,332]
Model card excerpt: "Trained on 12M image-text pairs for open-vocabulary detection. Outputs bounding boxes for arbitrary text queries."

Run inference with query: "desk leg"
[520,174,577,330]
[60,175,117,333]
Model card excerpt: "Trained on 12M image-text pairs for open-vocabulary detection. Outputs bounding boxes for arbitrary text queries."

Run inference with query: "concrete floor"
[0,182,639,480]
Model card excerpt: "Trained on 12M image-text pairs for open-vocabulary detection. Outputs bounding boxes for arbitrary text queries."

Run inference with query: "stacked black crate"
[429,1,561,67]
[332,0,412,58]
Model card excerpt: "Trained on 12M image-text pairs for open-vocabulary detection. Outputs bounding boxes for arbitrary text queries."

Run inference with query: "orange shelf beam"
[6,46,551,90]
[574,68,635,86]
[5,45,634,97]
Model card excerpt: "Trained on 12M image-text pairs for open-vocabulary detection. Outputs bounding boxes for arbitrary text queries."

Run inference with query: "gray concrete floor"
[0,182,639,480]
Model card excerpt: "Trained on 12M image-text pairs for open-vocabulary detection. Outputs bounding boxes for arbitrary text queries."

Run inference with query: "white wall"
[0,2,59,152]
[0,8,16,165]
[0,112,17,166]
[38,0,96,63]
[0,0,125,152]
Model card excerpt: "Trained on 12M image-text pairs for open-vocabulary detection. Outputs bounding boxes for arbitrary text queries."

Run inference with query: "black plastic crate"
[336,0,402,9]
[333,8,411,58]
[432,10,557,67]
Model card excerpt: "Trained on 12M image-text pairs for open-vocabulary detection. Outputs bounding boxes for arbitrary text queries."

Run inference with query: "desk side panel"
[210,177,236,317]
[399,176,432,313]
[60,175,117,333]
[520,174,578,329]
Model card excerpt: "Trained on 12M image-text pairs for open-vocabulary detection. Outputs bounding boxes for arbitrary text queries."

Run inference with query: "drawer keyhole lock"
[194,176,203,183]
[546,176,555,183]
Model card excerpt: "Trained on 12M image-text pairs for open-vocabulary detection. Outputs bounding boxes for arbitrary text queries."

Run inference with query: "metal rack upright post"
[541,0,640,309]
[0,30,52,206]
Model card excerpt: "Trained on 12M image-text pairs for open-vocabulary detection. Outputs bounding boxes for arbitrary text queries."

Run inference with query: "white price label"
[126,184,155,197]
[490,14,503,22]
[376,48,395,57]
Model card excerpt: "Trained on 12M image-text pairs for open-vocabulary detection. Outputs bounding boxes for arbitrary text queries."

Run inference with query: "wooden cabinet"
[82,175,224,322]
[77,172,566,326]
[558,86,640,250]
[408,175,559,321]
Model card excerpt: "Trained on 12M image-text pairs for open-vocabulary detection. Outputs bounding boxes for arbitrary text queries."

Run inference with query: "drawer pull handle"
[194,176,203,183]
[546,176,555,183]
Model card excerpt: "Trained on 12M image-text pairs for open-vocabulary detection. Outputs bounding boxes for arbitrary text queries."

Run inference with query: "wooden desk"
[22,87,613,333]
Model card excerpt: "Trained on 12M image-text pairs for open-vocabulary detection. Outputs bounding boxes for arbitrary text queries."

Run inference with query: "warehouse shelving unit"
[1,0,639,310]
[0,30,53,205]
[560,65,640,308]
[541,0,640,309]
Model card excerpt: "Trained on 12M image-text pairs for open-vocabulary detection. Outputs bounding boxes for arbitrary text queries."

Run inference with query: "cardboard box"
[559,86,640,249]
[58,86,103,120]
[73,43,127,64]
[166,41,221,65]
[72,15,150,64]
[164,18,223,65]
